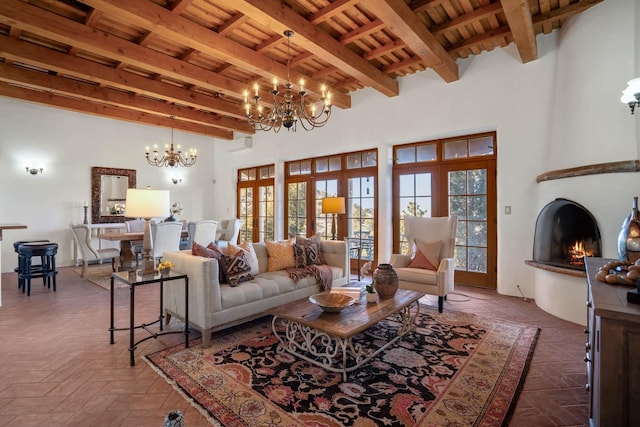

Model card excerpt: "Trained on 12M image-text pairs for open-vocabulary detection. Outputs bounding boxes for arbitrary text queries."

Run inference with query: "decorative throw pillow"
[296,234,325,265]
[192,242,227,283]
[225,241,260,275]
[192,241,222,259]
[292,243,307,268]
[219,250,254,287]
[265,238,296,271]
[409,239,442,271]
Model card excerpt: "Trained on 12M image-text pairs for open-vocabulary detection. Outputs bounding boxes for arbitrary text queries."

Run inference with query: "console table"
[584,257,640,426]
[110,269,190,366]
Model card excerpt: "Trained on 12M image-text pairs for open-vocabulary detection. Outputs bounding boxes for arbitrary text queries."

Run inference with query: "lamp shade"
[322,197,346,214]
[125,188,169,219]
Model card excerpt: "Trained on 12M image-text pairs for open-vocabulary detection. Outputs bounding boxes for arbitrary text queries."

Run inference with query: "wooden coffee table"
[267,288,424,380]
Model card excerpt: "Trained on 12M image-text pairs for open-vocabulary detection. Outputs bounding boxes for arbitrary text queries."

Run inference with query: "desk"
[110,269,189,366]
[101,231,188,270]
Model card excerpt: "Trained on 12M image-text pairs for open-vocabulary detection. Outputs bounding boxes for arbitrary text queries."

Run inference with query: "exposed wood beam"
[500,0,537,63]
[0,63,252,133]
[0,37,253,127]
[81,0,351,109]
[0,0,250,101]
[233,0,398,98]
[359,0,458,83]
[0,81,232,139]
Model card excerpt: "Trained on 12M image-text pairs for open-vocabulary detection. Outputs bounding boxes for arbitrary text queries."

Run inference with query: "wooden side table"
[110,269,189,366]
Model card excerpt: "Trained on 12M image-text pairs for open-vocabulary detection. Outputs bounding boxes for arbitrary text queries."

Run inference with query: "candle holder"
[83,205,89,224]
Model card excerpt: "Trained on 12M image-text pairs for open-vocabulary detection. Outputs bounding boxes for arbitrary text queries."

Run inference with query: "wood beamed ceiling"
[0,0,603,140]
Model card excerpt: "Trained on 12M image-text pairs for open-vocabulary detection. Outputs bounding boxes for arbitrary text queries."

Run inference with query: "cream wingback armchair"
[215,219,241,244]
[389,215,458,313]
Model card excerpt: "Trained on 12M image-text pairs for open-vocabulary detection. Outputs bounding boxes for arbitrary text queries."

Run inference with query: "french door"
[393,133,496,288]
[237,165,275,243]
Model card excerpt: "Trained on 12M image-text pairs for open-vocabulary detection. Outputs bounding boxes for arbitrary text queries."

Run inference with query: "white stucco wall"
[0,1,636,323]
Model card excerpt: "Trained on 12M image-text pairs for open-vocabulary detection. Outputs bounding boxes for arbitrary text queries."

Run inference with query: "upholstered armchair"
[389,215,458,313]
[215,219,241,244]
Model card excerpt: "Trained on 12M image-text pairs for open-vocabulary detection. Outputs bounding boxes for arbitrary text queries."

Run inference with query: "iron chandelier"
[244,30,332,132]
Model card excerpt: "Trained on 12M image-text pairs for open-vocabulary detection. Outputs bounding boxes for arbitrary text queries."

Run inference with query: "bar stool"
[13,239,49,290]
[17,242,58,296]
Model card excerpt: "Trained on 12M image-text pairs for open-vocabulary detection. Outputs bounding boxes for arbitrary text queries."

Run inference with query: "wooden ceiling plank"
[431,3,503,35]
[363,39,405,61]
[0,0,251,101]
[359,0,458,82]
[81,0,351,108]
[500,0,537,63]
[308,0,358,25]
[0,80,233,139]
[0,62,251,133]
[233,0,396,98]
[170,0,196,15]
[411,0,449,14]
[0,36,250,122]
[339,19,386,45]
[218,13,249,36]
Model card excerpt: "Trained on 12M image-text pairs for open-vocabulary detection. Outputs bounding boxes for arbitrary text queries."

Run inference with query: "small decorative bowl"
[309,293,355,313]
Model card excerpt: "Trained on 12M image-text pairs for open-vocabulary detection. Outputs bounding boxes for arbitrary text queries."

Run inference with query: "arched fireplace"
[532,198,602,270]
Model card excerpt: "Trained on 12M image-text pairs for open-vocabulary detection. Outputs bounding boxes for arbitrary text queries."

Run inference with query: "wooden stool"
[17,242,58,296]
[13,240,49,290]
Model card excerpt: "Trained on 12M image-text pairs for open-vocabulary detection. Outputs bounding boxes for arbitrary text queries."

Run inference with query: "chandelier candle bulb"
[254,82,259,97]
[273,78,277,91]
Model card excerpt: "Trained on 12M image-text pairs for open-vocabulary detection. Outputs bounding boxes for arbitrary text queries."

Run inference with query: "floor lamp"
[125,188,170,275]
[322,197,345,240]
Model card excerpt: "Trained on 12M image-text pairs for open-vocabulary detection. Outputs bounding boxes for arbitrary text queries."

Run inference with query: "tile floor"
[0,266,589,426]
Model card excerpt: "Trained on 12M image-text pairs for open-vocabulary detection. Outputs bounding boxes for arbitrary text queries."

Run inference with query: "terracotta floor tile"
[0,267,589,425]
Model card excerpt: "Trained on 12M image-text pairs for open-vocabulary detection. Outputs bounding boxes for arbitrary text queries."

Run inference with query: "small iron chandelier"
[244,30,332,132]
[145,118,197,167]
[621,77,640,114]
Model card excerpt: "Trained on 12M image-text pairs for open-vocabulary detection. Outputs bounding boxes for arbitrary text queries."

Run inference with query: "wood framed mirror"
[91,167,137,223]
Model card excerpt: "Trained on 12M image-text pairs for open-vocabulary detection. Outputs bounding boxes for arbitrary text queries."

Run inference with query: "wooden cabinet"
[585,257,640,427]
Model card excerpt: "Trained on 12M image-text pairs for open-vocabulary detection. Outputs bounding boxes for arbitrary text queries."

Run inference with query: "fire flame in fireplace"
[568,241,594,265]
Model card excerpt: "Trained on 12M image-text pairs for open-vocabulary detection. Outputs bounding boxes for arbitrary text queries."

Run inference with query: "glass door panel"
[287,181,307,237]
[258,184,275,241]
[398,172,433,254]
[446,165,495,287]
[238,186,253,243]
[347,176,375,270]
[315,179,338,239]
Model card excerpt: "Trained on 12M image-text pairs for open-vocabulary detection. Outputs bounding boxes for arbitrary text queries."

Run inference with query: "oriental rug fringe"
[145,307,539,426]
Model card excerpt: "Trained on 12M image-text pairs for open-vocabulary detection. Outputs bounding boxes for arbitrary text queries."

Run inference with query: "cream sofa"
[162,240,349,347]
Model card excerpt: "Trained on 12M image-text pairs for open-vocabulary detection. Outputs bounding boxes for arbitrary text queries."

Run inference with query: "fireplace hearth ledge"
[525,260,586,278]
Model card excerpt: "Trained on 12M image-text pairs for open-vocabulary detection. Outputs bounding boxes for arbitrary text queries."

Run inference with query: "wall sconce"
[171,177,182,185]
[621,77,640,114]
[25,165,43,175]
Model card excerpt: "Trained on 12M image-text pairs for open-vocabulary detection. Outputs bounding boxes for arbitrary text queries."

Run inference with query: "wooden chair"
[70,224,119,277]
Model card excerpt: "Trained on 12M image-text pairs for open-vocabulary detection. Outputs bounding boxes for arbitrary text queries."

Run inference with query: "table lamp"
[125,188,169,274]
[322,197,345,240]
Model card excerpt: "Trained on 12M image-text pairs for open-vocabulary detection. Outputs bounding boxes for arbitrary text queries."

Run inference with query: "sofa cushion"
[265,238,296,271]
[224,241,260,275]
[219,250,254,287]
[295,234,325,266]
[396,266,437,286]
[409,239,441,271]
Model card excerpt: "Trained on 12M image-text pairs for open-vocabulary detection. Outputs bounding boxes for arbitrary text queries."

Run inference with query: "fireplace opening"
[532,198,602,270]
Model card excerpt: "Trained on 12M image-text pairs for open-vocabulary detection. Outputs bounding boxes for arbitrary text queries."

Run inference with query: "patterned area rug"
[145,307,539,426]
[73,263,125,290]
